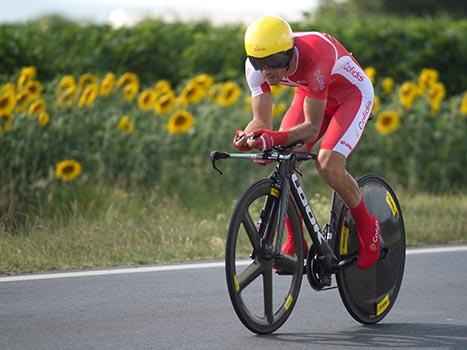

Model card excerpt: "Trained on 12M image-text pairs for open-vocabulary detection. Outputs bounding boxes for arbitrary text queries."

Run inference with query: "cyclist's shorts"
[279,85,374,158]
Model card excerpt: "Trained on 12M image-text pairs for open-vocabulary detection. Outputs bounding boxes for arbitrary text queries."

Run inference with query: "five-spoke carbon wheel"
[225,179,304,334]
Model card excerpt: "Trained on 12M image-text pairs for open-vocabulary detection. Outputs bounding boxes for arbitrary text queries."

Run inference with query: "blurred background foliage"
[0,12,466,94]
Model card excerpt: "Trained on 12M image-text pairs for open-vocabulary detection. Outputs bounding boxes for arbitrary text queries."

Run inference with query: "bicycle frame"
[273,156,340,273]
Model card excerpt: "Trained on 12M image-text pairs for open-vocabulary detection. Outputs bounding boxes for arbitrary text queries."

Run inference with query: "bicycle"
[210,141,405,334]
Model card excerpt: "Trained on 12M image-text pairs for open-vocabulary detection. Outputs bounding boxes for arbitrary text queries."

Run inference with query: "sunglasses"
[249,49,293,71]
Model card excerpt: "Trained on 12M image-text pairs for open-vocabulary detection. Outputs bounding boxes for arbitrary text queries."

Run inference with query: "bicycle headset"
[244,15,295,71]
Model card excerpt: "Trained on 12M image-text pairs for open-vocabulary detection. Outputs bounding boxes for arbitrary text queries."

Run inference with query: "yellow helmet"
[244,15,293,58]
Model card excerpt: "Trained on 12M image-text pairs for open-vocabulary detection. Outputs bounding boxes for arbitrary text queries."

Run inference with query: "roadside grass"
[0,185,466,275]
[400,192,467,246]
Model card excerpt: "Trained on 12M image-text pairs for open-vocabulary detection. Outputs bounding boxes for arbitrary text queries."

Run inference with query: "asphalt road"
[1,246,466,350]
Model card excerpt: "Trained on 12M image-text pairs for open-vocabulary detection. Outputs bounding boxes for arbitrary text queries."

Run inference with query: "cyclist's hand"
[247,129,289,151]
[233,130,252,152]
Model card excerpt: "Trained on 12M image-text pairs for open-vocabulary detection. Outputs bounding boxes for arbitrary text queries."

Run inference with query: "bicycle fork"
[258,172,291,262]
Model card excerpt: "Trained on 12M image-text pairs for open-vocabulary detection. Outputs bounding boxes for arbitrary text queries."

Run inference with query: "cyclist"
[233,15,380,270]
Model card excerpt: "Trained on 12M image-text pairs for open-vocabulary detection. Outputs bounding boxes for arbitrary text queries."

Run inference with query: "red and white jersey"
[245,32,373,104]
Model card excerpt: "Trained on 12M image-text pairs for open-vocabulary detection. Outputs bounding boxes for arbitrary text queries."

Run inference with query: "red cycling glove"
[248,129,289,151]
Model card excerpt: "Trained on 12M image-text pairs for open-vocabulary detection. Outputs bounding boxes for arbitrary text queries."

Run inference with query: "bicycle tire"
[225,179,304,334]
[334,174,406,324]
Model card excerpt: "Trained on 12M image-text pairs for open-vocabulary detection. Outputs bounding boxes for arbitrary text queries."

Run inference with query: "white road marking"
[405,246,467,255]
[0,245,466,283]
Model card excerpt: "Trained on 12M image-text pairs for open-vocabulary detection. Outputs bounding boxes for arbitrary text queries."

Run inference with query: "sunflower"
[0,89,17,116]
[154,92,176,115]
[1,83,16,94]
[79,73,97,90]
[399,82,419,109]
[99,73,115,96]
[123,83,139,102]
[418,68,439,92]
[381,77,394,95]
[216,81,241,107]
[154,80,172,94]
[55,160,82,182]
[427,82,445,116]
[461,92,467,116]
[375,111,400,135]
[15,90,31,113]
[38,112,49,127]
[78,84,98,108]
[117,115,134,134]
[24,80,43,100]
[117,72,139,88]
[1,113,14,132]
[57,75,76,93]
[17,66,37,89]
[191,74,213,90]
[138,89,157,111]
[372,96,380,114]
[57,86,78,107]
[28,98,46,117]
[167,110,194,134]
[179,81,205,105]
[428,82,446,105]
[272,102,286,117]
[364,67,376,84]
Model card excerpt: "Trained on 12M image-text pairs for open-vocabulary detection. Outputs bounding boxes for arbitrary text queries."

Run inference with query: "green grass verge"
[0,185,466,275]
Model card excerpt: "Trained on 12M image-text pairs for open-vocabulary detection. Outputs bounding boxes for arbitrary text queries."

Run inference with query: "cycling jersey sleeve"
[304,56,334,100]
[245,58,271,97]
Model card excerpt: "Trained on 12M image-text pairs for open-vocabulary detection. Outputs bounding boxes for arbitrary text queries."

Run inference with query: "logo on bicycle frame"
[291,173,326,244]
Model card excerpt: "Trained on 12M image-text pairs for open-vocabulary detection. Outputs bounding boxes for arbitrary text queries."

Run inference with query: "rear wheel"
[333,174,405,324]
[225,179,303,334]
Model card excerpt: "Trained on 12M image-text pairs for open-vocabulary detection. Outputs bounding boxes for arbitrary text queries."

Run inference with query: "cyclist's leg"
[278,88,331,256]
[316,94,380,269]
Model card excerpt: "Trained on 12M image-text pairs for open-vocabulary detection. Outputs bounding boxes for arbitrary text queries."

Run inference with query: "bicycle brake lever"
[212,160,223,175]
[210,151,230,175]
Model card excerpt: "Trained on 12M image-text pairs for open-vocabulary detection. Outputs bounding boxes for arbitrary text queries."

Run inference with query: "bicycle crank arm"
[337,256,357,269]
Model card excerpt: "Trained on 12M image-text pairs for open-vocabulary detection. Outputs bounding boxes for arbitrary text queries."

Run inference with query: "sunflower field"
[2,7,467,235]
[1,62,466,230]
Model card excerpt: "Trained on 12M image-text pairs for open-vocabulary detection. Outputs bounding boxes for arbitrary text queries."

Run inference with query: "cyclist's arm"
[244,92,273,133]
[243,58,274,133]
[286,96,326,143]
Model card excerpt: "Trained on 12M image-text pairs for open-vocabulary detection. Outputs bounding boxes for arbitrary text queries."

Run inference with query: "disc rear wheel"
[334,174,405,324]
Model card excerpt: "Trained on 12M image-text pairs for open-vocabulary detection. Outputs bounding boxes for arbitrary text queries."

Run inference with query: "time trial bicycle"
[210,141,405,334]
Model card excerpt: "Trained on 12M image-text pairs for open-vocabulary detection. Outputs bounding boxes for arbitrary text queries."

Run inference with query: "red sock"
[349,199,380,269]
[281,216,308,256]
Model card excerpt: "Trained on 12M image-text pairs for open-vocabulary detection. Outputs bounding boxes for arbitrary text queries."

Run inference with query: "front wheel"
[333,174,406,324]
[225,179,303,334]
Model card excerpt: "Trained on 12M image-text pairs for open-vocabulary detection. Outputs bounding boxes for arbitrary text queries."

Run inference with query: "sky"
[1,0,319,26]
